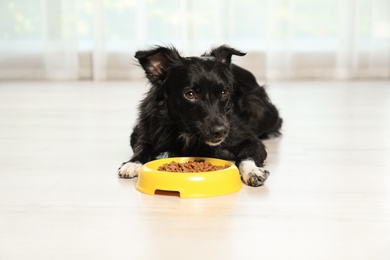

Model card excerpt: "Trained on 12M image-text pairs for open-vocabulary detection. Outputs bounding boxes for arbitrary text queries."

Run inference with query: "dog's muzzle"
[205,125,228,146]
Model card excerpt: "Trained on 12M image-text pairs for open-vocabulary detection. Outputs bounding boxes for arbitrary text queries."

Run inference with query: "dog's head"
[135,45,245,146]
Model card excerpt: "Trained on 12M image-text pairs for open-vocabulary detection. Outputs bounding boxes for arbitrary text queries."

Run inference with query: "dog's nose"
[211,125,227,139]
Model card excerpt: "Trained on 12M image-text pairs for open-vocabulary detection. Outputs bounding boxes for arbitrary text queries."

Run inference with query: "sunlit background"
[0,0,389,80]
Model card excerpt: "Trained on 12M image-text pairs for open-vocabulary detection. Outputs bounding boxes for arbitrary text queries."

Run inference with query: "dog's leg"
[232,139,269,187]
[118,125,154,179]
[118,161,142,179]
[238,159,270,187]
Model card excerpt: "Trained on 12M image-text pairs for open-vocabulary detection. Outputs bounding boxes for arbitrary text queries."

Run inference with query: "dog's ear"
[207,45,246,65]
[135,46,182,80]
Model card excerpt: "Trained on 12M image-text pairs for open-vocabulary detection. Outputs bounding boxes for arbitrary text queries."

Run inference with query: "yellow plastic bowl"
[136,157,242,198]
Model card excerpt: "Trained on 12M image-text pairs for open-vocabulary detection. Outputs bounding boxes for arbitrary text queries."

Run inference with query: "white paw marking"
[239,159,269,187]
[118,162,142,178]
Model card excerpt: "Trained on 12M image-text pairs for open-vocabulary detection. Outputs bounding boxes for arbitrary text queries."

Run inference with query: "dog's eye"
[184,91,196,100]
[221,90,230,98]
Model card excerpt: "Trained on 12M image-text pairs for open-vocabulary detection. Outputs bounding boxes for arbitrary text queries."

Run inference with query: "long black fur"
[119,45,282,187]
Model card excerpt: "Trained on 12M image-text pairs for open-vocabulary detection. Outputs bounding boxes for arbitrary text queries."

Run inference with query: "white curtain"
[0,0,389,80]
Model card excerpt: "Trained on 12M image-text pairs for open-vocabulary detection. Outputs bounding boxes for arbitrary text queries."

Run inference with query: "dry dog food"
[157,160,230,172]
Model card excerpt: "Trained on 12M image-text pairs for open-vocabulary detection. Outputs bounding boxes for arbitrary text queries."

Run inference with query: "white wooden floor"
[0,81,389,260]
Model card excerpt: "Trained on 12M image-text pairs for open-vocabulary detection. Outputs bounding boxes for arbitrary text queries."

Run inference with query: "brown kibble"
[157,160,230,172]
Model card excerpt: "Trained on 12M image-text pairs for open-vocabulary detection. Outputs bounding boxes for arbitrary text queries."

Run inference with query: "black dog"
[118,45,282,187]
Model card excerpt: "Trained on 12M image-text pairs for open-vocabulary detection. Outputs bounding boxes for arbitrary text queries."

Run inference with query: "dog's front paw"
[118,162,142,179]
[239,160,270,187]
